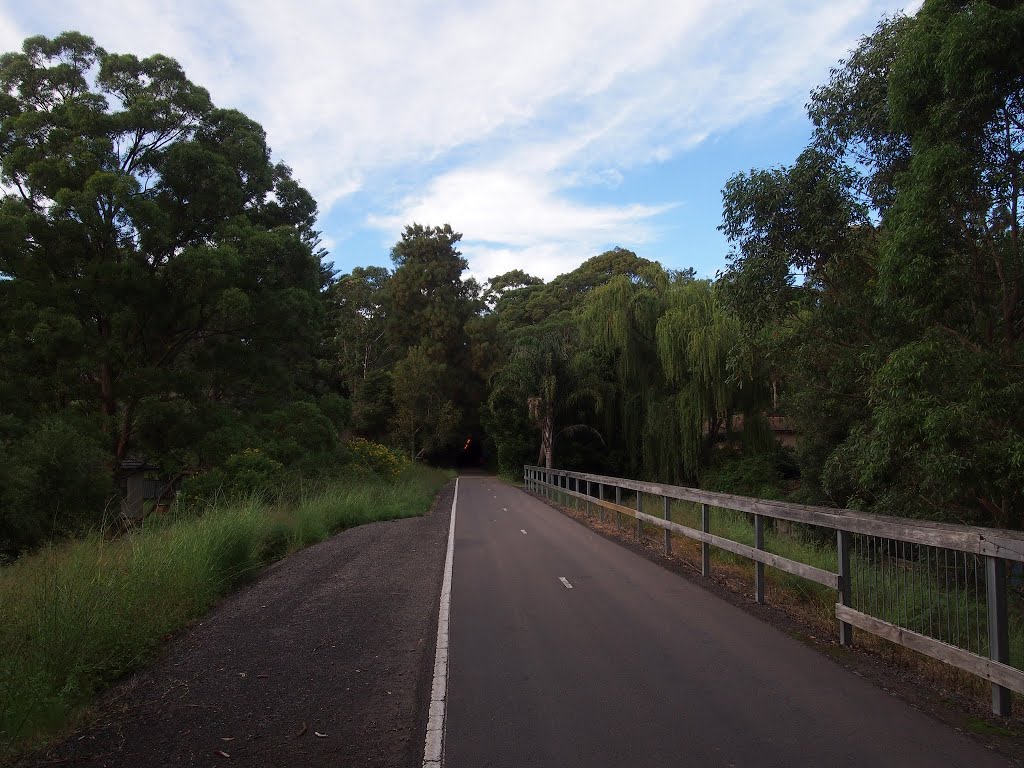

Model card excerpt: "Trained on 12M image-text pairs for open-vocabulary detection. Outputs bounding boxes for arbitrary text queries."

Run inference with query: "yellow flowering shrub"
[346,438,410,479]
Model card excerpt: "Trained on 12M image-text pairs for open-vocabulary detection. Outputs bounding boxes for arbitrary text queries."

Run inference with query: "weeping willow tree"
[656,280,773,478]
[580,265,682,481]
[487,323,605,469]
[581,267,773,481]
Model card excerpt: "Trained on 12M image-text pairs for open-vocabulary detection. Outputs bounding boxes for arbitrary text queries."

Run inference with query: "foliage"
[718,0,1024,527]
[0,33,339,554]
[5,1,1024,566]
[345,437,410,479]
[325,266,391,401]
[699,450,787,500]
[391,345,461,460]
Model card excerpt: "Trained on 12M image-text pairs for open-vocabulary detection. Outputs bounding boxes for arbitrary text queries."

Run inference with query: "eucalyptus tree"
[718,147,883,504]
[848,0,1024,526]
[0,33,329,549]
[719,0,1024,526]
[488,320,604,469]
[327,266,392,395]
[390,345,460,460]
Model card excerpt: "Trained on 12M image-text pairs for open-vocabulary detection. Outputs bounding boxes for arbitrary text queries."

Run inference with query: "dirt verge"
[22,481,455,768]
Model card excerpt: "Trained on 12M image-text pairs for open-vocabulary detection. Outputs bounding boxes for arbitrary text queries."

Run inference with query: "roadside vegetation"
[0,463,451,756]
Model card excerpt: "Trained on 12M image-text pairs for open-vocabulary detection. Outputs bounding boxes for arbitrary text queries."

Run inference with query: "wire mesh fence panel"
[850,535,992,660]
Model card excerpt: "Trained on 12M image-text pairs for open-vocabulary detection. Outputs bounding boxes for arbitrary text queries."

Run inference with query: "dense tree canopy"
[3,1,1022,557]
[719,0,1024,526]
[0,33,334,552]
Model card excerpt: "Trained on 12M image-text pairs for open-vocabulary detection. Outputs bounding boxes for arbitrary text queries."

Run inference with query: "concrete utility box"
[119,458,163,520]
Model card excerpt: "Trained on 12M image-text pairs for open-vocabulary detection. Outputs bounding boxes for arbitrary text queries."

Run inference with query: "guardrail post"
[636,492,643,539]
[986,555,1011,716]
[754,514,765,604]
[615,485,622,531]
[701,503,711,577]
[837,530,853,646]
[586,480,592,517]
[574,477,579,511]
[663,496,671,555]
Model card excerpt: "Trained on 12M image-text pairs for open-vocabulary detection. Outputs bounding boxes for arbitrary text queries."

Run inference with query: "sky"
[0,1,921,283]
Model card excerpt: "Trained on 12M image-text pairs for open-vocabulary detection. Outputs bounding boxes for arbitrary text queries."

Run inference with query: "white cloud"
[0,13,22,55]
[368,165,675,280]
[2,0,915,276]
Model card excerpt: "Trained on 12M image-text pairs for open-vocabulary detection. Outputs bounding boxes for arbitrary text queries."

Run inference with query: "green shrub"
[346,437,410,479]
[0,418,113,559]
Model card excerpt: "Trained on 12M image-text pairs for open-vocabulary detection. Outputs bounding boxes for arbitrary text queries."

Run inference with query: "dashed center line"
[559,577,573,589]
[520,529,527,535]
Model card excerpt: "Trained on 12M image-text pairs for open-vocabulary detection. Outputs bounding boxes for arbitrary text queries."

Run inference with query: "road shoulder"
[24,481,455,768]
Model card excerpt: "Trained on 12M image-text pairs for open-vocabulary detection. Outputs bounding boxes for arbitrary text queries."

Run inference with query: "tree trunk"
[543,409,554,469]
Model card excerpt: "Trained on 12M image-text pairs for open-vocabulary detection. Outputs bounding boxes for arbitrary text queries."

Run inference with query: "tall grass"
[0,465,451,756]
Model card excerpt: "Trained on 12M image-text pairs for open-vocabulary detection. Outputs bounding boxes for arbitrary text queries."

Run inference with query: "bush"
[346,437,409,479]
[180,448,287,506]
[700,449,786,500]
[0,418,113,559]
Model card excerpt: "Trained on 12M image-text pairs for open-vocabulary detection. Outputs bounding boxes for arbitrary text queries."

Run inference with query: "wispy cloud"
[3,0,916,279]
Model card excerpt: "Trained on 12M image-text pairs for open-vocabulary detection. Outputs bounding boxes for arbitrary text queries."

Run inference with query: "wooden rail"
[524,465,1024,715]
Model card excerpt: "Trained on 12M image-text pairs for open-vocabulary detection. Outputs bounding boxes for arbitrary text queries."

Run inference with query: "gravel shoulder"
[27,481,455,768]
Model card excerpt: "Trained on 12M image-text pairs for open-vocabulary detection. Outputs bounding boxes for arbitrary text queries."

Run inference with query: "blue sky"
[0,0,920,282]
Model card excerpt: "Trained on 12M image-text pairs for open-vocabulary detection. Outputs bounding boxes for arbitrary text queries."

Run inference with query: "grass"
[966,715,1020,737]
[0,465,452,757]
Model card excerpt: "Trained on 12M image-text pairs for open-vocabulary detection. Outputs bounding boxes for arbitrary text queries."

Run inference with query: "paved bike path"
[445,476,1012,768]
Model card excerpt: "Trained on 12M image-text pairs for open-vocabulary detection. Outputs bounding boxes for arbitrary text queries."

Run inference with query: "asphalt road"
[445,475,1013,768]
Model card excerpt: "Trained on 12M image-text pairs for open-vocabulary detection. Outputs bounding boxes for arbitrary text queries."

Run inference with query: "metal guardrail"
[524,465,1024,716]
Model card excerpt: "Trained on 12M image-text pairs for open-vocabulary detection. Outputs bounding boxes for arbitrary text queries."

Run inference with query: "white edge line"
[423,476,458,768]
[559,576,573,589]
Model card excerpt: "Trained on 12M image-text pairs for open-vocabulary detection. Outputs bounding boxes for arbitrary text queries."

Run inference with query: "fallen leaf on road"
[296,722,308,737]
[221,737,234,742]
[314,732,328,738]
[215,750,230,758]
